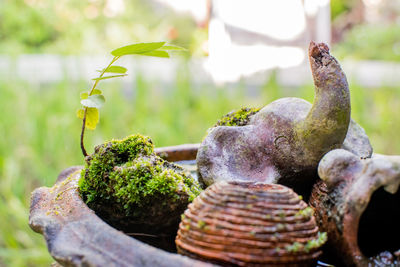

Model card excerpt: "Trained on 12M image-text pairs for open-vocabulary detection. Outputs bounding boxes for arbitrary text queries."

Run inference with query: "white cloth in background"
[205,0,331,83]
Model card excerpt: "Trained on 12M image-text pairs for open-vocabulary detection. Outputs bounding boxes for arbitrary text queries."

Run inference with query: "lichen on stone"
[78,134,202,232]
[214,107,260,127]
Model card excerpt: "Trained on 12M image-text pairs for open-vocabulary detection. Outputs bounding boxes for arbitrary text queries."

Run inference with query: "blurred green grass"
[0,68,399,266]
[334,24,400,62]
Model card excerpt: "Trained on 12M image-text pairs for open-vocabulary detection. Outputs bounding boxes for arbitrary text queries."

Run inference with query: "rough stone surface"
[197,42,372,196]
[29,167,212,267]
[341,119,372,159]
[309,149,400,266]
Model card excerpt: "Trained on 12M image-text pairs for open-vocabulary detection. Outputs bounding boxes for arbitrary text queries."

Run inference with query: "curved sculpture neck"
[297,42,351,164]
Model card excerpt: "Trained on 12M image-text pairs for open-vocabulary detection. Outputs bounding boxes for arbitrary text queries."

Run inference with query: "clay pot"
[197,42,372,198]
[309,149,400,266]
[29,145,212,267]
[176,181,326,266]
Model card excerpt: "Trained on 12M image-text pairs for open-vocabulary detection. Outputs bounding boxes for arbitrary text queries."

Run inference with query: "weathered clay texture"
[197,42,372,196]
[309,149,400,266]
[29,167,213,267]
[176,181,326,266]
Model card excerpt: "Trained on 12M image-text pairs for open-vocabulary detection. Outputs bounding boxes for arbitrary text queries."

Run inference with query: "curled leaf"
[140,50,170,58]
[80,92,89,99]
[100,65,127,74]
[76,108,85,119]
[159,44,187,51]
[77,108,99,130]
[92,89,102,95]
[81,94,105,108]
[92,74,127,81]
[111,42,165,56]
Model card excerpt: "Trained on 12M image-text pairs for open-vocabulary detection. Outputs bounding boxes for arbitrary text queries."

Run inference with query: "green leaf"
[80,94,105,108]
[159,44,187,51]
[76,108,100,130]
[86,108,100,130]
[140,50,170,58]
[76,108,85,119]
[111,42,165,56]
[92,74,127,81]
[92,89,102,95]
[80,92,88,99]
[100,65,127,74]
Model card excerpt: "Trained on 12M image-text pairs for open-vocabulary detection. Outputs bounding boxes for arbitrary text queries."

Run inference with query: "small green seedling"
[77,42,186,157]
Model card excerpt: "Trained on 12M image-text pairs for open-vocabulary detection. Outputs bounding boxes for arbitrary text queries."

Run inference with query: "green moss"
[285,242,303,253]
[78,134,202,219]
[295,207,315,220]
[304,232,327,252]
[278,209,286,218]
[215,107,260,127]
[197,220,206,229]
[285,232,327,254]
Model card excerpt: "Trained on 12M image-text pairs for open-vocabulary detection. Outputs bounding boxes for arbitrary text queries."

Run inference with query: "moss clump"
[295,207,315,220]
[78,134,202,233]
[304,232,327,252]
[79,134,154,203]
[215,107,260,127]
[285,242,303,253]
[284,232,327,254]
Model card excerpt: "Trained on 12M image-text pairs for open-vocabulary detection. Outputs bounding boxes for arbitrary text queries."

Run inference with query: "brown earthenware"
[29,145,212,267]
[310,149,400,266]
[176,181,326,266]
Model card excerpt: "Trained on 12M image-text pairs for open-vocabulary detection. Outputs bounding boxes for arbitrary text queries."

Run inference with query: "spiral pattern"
[176,181,323,266]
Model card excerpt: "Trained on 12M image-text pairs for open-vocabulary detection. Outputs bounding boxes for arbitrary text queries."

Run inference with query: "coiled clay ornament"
[176,181,326,266]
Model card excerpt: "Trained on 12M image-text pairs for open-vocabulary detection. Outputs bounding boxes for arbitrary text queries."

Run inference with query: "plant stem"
[80,108,88,157]
[80,56,120,157]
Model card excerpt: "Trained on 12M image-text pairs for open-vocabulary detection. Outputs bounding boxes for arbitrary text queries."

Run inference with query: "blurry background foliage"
[0,0,400,266]
[331,0,400,61]
[331,0,352,20]
[0,0,201,56]
[334,23,400,61]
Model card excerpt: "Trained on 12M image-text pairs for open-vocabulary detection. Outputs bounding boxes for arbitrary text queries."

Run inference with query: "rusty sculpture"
[310,149,400,266]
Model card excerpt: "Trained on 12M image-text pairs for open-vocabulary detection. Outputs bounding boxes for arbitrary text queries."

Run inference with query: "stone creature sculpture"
[197,42,372,195]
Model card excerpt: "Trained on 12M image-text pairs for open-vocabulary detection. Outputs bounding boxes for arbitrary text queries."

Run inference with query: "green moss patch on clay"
[214,107,260,127]
[284,232,327,253]
[78,134,202,229]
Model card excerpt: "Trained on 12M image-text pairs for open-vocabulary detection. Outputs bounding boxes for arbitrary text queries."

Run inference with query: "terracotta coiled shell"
[176,181,324,266]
